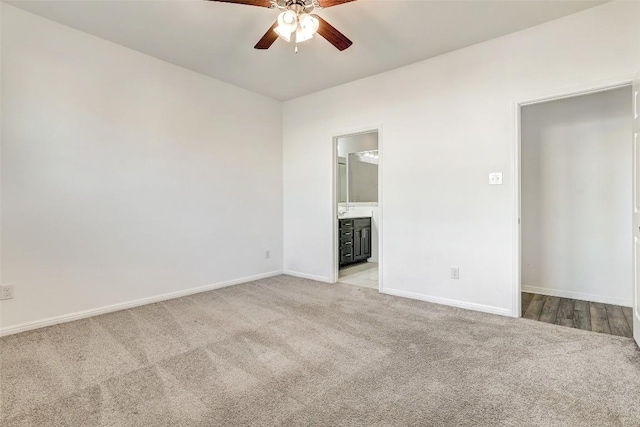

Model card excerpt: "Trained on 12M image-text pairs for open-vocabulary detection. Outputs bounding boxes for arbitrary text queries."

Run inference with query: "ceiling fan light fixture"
[275,10,297,41]
[299,13,319,35]
[295,13,318,43]
[274,24,293,42]
[279,10,297,26]
[209,0,354,52]
[295,24,314,43]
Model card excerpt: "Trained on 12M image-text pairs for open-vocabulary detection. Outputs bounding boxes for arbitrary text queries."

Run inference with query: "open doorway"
[518,85,634,337]
[333,130,381,290]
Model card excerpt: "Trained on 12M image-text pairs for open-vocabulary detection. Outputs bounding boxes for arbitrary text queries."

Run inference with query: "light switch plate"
[489,173,503,185]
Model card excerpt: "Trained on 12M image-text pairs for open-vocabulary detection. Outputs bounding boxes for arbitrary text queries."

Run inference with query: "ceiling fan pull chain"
[295,43,298,53]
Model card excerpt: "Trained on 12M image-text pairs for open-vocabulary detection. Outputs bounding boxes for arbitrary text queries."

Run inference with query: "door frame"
[331,124,383,292]
[512,77,634,318]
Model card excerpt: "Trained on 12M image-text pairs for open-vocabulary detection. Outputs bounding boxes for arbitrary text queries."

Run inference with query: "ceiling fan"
[206,0,355,51]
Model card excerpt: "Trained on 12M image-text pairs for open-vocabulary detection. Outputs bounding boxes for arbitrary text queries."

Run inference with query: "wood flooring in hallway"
[522,292,633,338]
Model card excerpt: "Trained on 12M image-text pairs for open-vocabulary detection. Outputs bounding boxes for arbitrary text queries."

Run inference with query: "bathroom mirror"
[338,157,347,203]
[336,131,379,205]
[348,151,378,203]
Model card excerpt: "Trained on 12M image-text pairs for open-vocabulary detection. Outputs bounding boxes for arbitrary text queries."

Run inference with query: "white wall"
[0,5,283,331]
[521,87,632,307]
[283,1,640,316]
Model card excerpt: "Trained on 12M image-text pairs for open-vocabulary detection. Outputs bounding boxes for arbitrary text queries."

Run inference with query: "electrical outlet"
[265,249,271,259]
[451,268,460,280]
[489,173,503,185]
[0,285,15,300]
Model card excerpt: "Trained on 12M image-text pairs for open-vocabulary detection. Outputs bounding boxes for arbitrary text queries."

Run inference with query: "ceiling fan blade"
[206,0,272,8]
[317,0,356,8]
[254,21,279,49]
[316,16,352,51]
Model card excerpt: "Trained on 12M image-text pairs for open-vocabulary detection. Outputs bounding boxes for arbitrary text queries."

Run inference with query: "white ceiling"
[6,0,605,100]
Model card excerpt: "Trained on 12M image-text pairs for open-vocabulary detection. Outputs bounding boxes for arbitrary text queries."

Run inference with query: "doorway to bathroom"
[333,129,381,290]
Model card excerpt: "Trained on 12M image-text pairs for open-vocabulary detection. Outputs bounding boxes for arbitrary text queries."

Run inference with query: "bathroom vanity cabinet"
[339,217,371,267]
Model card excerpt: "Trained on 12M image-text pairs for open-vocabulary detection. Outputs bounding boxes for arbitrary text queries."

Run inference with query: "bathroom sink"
[337,212,372,219]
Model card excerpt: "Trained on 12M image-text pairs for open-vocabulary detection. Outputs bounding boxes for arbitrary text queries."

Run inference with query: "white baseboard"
[522,285,632,308]
[282,270,333,283]
[382,288,513,317]
[0,271,283,337]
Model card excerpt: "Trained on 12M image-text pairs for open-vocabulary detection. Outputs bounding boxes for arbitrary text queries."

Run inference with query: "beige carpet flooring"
[1,275,640,426]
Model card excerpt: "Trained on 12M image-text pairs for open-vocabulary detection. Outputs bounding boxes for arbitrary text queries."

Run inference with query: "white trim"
[512,76,635,318]
[518,75,635,106]
[0,271,283,337]
[382,288,513,317]
[511,97,522,318]
[378,126,384,294]
[332,133,339,284]
[283,270,332,283]
[522,285,632,308]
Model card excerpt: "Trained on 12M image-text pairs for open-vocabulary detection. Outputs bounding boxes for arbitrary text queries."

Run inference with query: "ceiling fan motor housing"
[275,0,316,13]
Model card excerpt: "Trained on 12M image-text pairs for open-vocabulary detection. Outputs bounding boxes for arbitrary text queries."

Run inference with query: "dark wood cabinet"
[339,217,372,267]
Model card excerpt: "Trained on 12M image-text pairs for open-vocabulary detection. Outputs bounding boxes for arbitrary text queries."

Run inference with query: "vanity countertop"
[338,213,372,219]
